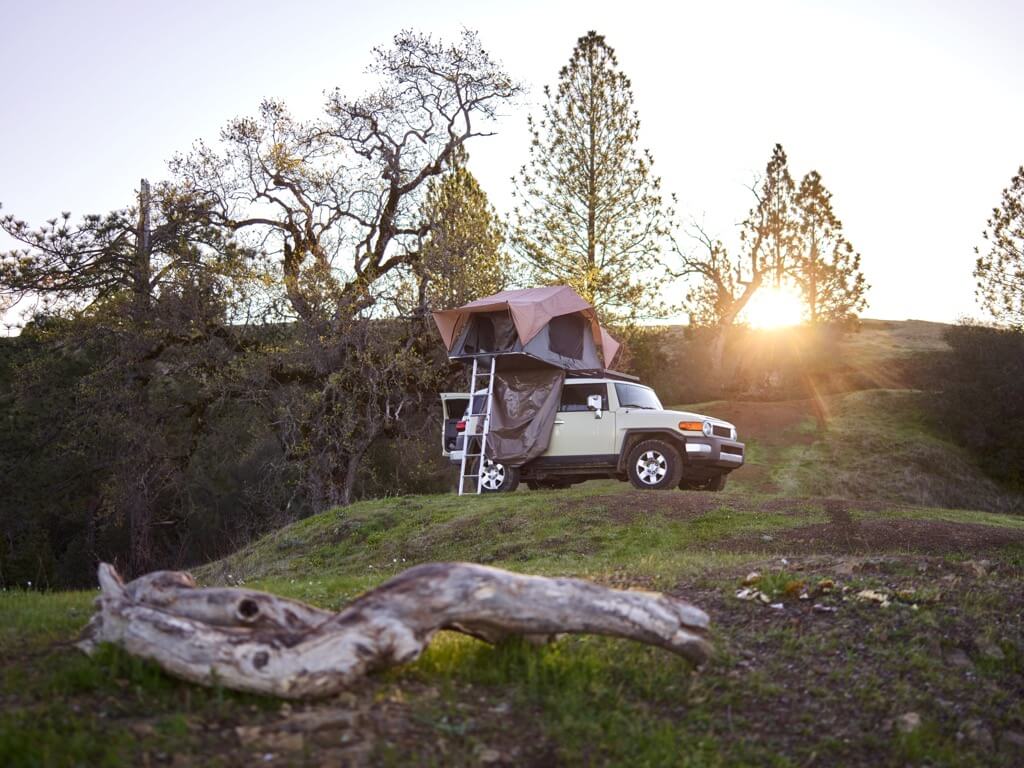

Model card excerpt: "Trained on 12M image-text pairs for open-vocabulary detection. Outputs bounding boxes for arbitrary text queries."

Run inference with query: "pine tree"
[791,170,868,323]
[974,165,1024,329]
[511,31,671,322]
[417,152,507,309]
[742,143,798,290]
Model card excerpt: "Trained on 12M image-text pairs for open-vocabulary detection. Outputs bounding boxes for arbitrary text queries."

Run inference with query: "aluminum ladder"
[457,356,496,495]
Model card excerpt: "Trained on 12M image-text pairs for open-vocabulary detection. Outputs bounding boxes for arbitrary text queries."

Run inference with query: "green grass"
[4,486,1023,765]
[201,483,827,589]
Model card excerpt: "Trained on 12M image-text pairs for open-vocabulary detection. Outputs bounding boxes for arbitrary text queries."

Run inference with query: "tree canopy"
[511,31,671,323]
[975,165,1024,329]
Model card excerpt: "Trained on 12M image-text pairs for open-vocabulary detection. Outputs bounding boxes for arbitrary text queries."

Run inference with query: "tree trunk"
[79,562,712,699]
[127,179,155,576]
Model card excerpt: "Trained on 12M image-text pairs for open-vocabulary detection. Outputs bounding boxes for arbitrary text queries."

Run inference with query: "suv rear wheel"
[480,459,520,493]
[626,439,683,490]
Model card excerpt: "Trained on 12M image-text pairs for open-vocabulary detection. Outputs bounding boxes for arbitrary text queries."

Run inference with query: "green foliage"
[744,143,799,289]
[512,31,672,323]
[934,323,1024,490]
[791,170,868,323]
[679,144,867,331]
[974,164,1024,328]
[417,152,507,310]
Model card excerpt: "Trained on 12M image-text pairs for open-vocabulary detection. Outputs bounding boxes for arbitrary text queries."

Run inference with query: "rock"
[1001,730,1024,754]
[895,712,922,734]
[283,708,360,733]
[946,649,974,669]
[477,747,504,763]
[835,559,858,576]
[129,722,157,737]
[959,559,992,578]
[960,719,994,750]
[813,603,838,614]
[235,726,304,752]
[742,571,761,586]
[975,639,1005,661]
[855,589,891,607]
[235,725,263,745]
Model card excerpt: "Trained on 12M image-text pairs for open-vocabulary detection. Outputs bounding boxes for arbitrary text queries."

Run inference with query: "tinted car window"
[559,383,608,412]
[614,383,662,410]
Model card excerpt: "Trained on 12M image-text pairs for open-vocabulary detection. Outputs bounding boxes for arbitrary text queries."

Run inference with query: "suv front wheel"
[479,459,520,493]
[626,439,683,490]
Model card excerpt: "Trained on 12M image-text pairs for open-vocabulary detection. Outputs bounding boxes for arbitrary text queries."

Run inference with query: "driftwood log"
[78,562,712,699]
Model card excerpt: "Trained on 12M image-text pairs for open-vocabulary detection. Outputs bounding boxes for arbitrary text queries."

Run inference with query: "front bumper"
[682,436,745,470]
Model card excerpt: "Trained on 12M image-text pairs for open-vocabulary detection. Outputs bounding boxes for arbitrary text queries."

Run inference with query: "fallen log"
[78,562,712,699]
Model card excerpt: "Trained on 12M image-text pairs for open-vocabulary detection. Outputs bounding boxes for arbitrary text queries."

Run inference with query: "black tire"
[705,474,727,492]
[626,439,683,490]
[479,459,520,493]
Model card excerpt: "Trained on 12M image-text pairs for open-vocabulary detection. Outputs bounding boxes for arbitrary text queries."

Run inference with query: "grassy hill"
[3,320,1024,766]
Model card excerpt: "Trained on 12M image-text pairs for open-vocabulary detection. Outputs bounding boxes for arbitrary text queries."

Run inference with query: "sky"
[1,0,1022,328]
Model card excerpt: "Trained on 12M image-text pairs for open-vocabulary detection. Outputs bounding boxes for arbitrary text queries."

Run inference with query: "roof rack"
[565,368,640,382]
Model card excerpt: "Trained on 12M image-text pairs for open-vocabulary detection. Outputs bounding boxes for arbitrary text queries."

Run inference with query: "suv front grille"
[712,425,731,438]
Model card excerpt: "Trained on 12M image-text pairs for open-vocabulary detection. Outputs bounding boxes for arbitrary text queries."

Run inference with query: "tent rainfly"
[431,285,620,372]
[432,287,621,467]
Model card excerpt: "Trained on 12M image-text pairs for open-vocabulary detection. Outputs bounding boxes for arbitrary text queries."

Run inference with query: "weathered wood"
[79,562,711,699]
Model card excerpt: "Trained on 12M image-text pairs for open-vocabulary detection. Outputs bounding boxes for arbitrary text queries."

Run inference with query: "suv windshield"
[614,383,662,410]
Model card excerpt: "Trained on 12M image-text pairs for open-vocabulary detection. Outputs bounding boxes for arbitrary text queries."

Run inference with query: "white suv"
[441,377,744,492]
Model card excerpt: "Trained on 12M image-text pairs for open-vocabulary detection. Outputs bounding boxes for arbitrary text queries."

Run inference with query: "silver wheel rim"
[635,450,668,485]
[480,459,505,491]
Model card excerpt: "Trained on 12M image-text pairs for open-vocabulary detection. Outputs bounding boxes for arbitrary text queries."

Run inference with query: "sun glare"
[742,286,805,329]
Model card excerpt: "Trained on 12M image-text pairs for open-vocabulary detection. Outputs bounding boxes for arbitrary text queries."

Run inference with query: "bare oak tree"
[172,31,520,508]
[674,144,797,376]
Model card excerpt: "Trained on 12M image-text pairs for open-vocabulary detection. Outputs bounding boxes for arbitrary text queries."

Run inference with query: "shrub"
[935,323,1024,490]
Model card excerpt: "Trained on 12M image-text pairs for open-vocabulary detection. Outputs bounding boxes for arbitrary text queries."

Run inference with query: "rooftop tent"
[433,286,622,467]
[432,286,620,371]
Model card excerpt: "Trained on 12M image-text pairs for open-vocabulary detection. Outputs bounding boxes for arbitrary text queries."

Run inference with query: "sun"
[742,285,805,329]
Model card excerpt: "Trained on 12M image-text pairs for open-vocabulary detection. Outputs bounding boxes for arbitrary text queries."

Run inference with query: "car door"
[440,393,470,457]
[544,382,617,460]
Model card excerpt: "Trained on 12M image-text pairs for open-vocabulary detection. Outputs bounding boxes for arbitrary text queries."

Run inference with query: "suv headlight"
[702,421,713,437]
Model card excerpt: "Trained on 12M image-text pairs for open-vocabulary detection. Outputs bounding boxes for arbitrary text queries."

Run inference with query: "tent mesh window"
[467,315,495,353]
[548,314,585,360]
[463,312,519,354]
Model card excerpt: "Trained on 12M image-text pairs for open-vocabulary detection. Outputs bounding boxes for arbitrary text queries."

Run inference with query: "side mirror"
[587,394,603,419]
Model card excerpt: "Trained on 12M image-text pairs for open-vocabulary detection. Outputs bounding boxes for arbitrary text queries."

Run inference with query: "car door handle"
[554,420,565,425]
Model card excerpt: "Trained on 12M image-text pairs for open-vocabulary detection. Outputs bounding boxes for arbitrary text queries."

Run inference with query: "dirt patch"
[720,517,1024,555]
[757,496,902,514]
[669,551,1024,766]
[559,490,904,525]
[558,490,734,523]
